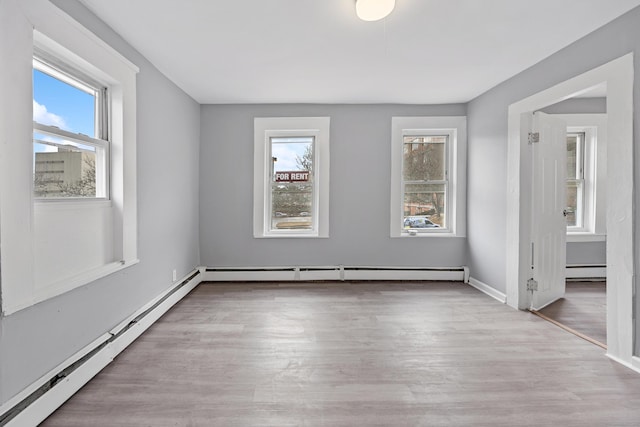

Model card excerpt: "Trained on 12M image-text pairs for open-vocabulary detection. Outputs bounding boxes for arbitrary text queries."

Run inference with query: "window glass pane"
[270,137,314,231]
[403,183,446,228]
[567,133,584,229]
[33,68,97,137]
[566,181,579,227]
[403,136,446,181]
[567,134,578,179]
[33,132,97,198]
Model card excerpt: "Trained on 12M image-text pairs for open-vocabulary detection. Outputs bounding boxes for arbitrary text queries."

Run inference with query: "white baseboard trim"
[203,266,466,282]
[1,268,203,427]
[606,354,640,375]
[467,276,507,304]
[566,264,606,279]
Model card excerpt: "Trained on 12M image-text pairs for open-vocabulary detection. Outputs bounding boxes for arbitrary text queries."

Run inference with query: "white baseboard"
[1,268,203,427]
[468,276,507,303]
[606,354,640,375]
[566,264,606,279]
[203,266,466,282]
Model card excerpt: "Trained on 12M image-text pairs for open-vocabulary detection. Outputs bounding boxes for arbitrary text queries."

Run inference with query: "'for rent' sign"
[275,171,310,182]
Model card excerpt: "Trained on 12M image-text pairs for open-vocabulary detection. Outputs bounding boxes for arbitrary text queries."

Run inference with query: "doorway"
[533,109,609,347]
[505,54,635,369]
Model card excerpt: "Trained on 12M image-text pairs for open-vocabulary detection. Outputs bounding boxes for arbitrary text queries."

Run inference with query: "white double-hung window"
[391,117,466,237]
[553,114,607,241]
[254,117,330,238]
[33,52,109,199]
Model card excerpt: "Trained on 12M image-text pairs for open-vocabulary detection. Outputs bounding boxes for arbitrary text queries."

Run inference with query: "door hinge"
[528,132,540,144]
[527,278,538,292]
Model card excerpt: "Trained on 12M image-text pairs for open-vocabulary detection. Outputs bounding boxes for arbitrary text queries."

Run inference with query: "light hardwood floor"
[537,281,606,346]
[41,281,640,426]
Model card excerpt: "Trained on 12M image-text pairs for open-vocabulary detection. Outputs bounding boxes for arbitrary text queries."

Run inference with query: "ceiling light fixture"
[355,0,396,22]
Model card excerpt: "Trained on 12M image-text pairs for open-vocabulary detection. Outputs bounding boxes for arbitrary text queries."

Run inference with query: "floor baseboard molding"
[467,276,507,303]
[606,354,640,375]
[0,268,203,427]
[204,266,466,282]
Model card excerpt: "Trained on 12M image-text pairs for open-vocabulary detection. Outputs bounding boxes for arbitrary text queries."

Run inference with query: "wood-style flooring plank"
[41,281,640,426]
[537,281,606,345]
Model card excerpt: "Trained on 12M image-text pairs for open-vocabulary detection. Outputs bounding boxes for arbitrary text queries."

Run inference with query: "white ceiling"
[79,0,640,104]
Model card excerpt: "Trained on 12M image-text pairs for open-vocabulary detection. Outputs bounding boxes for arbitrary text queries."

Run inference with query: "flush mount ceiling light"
[355,0,396,21]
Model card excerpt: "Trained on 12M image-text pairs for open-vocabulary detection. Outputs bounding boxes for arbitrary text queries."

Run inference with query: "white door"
[530,112,567,310]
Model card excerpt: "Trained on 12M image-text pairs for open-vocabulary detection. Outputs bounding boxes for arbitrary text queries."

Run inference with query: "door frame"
[505,54,636,369]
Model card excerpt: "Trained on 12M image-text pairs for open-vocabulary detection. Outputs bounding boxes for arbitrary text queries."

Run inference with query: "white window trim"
[552,114,607,243]
[0,1,139,315]
[253,117,330,238]
[391,116,466,238]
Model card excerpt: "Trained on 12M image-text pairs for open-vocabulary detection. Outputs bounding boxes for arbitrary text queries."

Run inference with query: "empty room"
[2,0,640,425]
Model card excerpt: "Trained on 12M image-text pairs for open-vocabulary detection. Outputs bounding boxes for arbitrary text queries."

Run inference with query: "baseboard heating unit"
[204,266,467,282]
[565,264,606,280]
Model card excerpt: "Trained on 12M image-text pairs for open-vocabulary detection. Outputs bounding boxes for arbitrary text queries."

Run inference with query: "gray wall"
[541,97,607,115]
[466,7,640,350]
[200,104,466,268]
[0,1,201,404]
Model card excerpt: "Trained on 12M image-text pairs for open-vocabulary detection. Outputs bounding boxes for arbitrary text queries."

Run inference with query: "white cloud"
[272,143,310,172]
[33,100,66,129]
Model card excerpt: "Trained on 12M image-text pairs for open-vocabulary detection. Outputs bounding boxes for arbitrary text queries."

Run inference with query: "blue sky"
[33,69,95,153]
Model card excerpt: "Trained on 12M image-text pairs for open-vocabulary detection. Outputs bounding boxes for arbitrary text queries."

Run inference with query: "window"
[565,132,585,228]
[270,137,314,231]
[402,135,448,229]
[0,1,139,315]
[553,114,607,241]
[391,117,466,237]
[254,117,330,238]
[33,53,109,199]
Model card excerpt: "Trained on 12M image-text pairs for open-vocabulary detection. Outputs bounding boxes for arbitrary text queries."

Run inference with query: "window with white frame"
[553,114,607,241]
[33,52,109,199]
[0,1,139,315]
[254,117,330,238]
[391,117,466,237]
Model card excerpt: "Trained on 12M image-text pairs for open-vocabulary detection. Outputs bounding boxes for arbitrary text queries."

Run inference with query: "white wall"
[200,104,467,268]
[0,0,201,405]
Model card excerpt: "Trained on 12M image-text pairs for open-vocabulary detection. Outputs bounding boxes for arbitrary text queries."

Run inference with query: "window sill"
[394,231,463,238]
[255,234,329,239]
[34,198,112,210]
[566,233,606,243]
[30,259,139,311]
